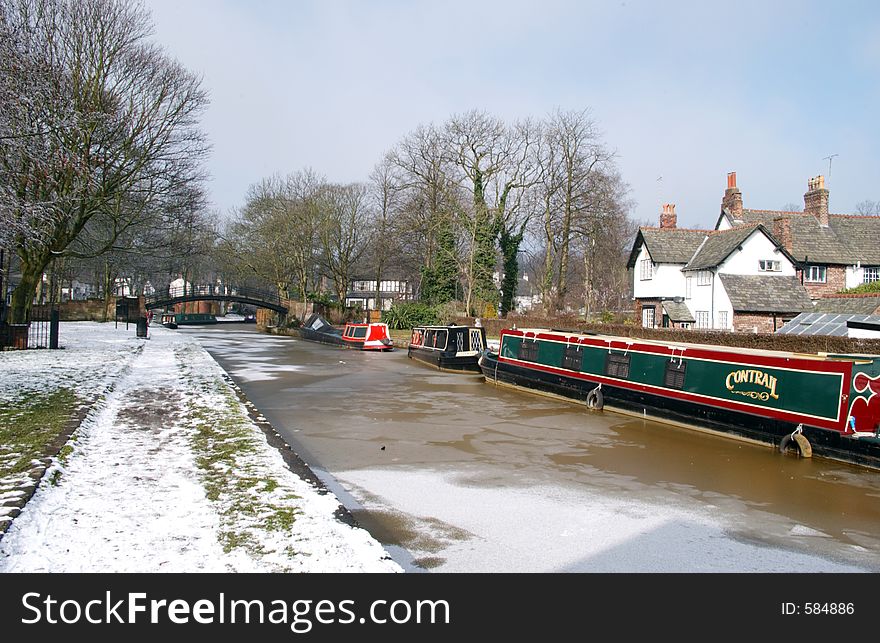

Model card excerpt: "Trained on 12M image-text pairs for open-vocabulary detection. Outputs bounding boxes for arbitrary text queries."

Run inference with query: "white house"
[628,202,811,332]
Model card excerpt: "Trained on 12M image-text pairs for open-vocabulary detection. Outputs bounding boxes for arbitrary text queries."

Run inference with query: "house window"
[717,311,728,329]
[864,267,880,284]
[641,306,655,328]
[685,276,692,299]
[639,259,653,281]
[697,271,711,286]
[605,353,631,379]
[805,266,827,283]
[758,260,781,272]
[695,311,710,329]
[664,361,687,389]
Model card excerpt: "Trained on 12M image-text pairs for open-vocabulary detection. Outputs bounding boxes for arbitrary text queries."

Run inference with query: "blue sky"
[145,0,880,229]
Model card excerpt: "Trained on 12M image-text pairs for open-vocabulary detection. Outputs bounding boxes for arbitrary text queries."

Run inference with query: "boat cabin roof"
[505,327,880,363]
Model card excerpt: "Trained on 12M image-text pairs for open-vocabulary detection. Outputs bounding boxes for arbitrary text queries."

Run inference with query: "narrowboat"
[298,313,394,351]
[478,327,880,469]
[408,324,487,372]
[160,313,178,329]
[173,312,217,325]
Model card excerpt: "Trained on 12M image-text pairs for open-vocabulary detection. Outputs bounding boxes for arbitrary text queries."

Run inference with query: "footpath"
[0,322,401,572]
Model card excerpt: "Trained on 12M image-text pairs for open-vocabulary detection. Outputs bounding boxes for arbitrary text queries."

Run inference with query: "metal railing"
[144,284,287,314]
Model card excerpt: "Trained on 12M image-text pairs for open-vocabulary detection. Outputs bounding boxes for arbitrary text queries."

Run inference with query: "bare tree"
[391,124,459,302]
[317,182,374,305]
[534,108,620,313]
[368,153,403,312]
[855,200,880,216]
[0,0,209,323]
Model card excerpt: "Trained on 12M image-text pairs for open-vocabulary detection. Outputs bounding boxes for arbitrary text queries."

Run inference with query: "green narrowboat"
[478,328,880,468]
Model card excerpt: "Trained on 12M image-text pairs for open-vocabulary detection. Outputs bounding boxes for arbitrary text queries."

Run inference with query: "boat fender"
[586,385,604,410]
[779,427,812,458]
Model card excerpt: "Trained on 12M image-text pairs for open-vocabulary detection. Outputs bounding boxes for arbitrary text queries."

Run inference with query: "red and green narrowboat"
[297,313,394,351]
[408,324,488,372]
[478,328,880,468]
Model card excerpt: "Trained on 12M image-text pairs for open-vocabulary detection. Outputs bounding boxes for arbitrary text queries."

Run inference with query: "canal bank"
[185,324,880,573]
[0,322,401,572]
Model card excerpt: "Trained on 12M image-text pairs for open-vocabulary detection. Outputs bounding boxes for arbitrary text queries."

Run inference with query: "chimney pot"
[659,202,677,229]
[722,172,743,219]
[804,175,830,226]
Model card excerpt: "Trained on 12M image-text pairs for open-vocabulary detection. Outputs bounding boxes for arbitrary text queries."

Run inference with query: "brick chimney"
[721,171,743,219]
[772,215,792,252]
[659,203,677,229]
[804,175,829,226]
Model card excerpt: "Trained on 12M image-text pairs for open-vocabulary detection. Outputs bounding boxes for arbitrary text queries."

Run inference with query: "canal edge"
[217,372,426,573]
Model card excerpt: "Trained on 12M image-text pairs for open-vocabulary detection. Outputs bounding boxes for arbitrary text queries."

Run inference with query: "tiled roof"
[718,274,813,313]
[814,296,880,315]
[734,210,880,264]
[661,300,695,322]
[629,227,707,266]
[684,226,758,270]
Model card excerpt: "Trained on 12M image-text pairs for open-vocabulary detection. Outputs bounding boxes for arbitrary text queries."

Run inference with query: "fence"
[0,304,60,350]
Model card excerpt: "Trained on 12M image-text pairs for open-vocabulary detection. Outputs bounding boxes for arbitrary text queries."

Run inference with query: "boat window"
[519,339,539,362]
[424,330,436,347]
[605,352,631,379]
[562,344,583,371]
[352,326,367,339]
[664,360,687,389]
[434,329,447,349]
[469,329,483,351]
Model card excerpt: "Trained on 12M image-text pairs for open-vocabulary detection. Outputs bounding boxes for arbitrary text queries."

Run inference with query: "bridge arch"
[144,285,288,316]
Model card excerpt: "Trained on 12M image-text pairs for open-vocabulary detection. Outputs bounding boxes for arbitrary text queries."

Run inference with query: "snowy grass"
[182,350,304,558]
[0,388,75,480]
[0,323,401,572]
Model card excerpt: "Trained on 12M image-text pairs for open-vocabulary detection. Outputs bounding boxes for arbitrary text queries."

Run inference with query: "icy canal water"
[182,325,880,573]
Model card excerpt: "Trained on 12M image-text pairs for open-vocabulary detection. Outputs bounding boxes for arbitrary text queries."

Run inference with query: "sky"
[143,0,880,230]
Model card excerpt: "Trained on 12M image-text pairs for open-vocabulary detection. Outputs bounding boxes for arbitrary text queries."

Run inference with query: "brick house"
[716,173,880,300]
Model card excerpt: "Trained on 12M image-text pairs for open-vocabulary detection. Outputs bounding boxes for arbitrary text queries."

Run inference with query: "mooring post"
[49,308,59,349]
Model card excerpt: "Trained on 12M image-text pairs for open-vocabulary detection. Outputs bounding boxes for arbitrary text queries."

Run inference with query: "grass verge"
[0,388,77,484]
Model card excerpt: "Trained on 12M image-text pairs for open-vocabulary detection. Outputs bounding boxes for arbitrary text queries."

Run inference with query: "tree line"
[1,0,637,325]
[0,0,210,323]
[221,109,637,319]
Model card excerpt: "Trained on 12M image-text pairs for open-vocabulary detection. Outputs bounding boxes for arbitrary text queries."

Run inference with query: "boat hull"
[408,346,482,372]
[295,314,393,351]
[479,349,880,469]
[407,325,487,373]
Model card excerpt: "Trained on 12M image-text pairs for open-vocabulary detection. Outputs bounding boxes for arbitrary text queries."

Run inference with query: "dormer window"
[639,259,653,280]
[759,259,781,272]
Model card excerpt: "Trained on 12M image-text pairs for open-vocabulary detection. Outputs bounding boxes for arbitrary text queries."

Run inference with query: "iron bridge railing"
[144,285,287,314]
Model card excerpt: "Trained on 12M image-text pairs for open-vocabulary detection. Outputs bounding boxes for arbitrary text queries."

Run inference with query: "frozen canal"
[183,325,880,572]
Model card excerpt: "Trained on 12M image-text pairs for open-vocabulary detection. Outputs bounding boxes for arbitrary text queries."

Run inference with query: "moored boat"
[174,312,217,325]
[160,313,178,329]
[408,324,487,372]
[298,313,394,351]
[478,327,880,468]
